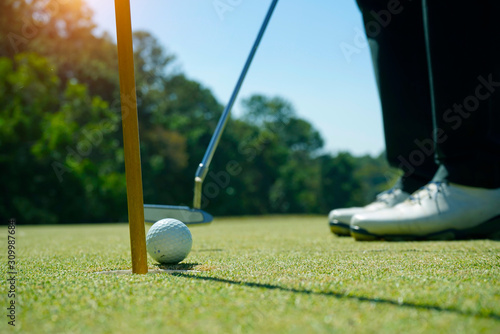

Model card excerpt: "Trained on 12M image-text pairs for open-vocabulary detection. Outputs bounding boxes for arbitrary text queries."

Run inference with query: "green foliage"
[0,1,396,224]
[242,95,295,126]
[0,53,123,224]
[353,152,400,204]
[0,0,119,99]
[318,152,362,212]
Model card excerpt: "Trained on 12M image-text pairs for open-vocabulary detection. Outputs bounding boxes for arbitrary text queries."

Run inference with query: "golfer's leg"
[349,0,500,241]
[328,0,438,236]
[356,0,438,192]
[423,0,500,188]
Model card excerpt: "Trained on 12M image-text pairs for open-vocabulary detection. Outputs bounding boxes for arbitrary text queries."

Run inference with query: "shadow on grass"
[171,273,500,320]
[191,248,224,252]
[157,263,200,271]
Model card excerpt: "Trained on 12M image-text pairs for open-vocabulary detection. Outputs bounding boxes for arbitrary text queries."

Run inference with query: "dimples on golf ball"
[146,219,192,264]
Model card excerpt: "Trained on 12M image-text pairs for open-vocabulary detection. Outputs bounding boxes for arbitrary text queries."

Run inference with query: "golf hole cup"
[146,219,192,264]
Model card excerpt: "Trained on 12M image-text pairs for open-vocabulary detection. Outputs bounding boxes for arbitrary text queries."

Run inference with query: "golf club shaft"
[193,0,279,208]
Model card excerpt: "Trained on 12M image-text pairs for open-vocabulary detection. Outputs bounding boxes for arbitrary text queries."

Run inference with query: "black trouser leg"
[356,0,438,193]
[423,0,500,189]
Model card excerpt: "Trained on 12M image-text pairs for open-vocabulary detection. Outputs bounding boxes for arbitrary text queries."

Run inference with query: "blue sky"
[86,0,385,156]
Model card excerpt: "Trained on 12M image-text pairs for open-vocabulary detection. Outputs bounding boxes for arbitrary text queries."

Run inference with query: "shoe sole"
[350,214,500,241]
[329,220,351,237]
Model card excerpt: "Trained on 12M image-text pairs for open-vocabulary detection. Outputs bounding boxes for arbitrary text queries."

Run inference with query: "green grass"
[1,216,500,333]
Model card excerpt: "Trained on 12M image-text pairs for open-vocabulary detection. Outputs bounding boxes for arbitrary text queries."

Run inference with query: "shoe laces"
[375,187,400,205]
[408,181,447,205]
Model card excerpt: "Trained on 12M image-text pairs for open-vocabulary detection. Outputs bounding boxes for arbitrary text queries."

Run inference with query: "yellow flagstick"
[114,0,148,274]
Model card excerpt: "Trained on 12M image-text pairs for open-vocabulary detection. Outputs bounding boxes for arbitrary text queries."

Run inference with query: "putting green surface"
[1,216,500,333]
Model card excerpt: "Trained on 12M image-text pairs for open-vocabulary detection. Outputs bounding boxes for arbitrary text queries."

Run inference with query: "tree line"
[0,0,397,224]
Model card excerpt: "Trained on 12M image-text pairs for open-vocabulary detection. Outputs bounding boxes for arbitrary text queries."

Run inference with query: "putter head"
[144,204,213,225]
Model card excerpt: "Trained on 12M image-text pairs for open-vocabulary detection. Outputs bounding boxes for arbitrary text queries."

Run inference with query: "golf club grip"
[195,0,279,182]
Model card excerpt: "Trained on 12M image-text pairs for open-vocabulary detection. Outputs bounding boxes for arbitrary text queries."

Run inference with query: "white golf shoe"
[328,187,410,236]
[350,182,500,241]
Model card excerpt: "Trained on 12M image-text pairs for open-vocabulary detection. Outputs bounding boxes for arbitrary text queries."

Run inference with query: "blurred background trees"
[0,0,396,224]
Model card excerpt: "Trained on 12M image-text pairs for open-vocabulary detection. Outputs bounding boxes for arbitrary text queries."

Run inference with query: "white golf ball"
[146,218,192,264]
